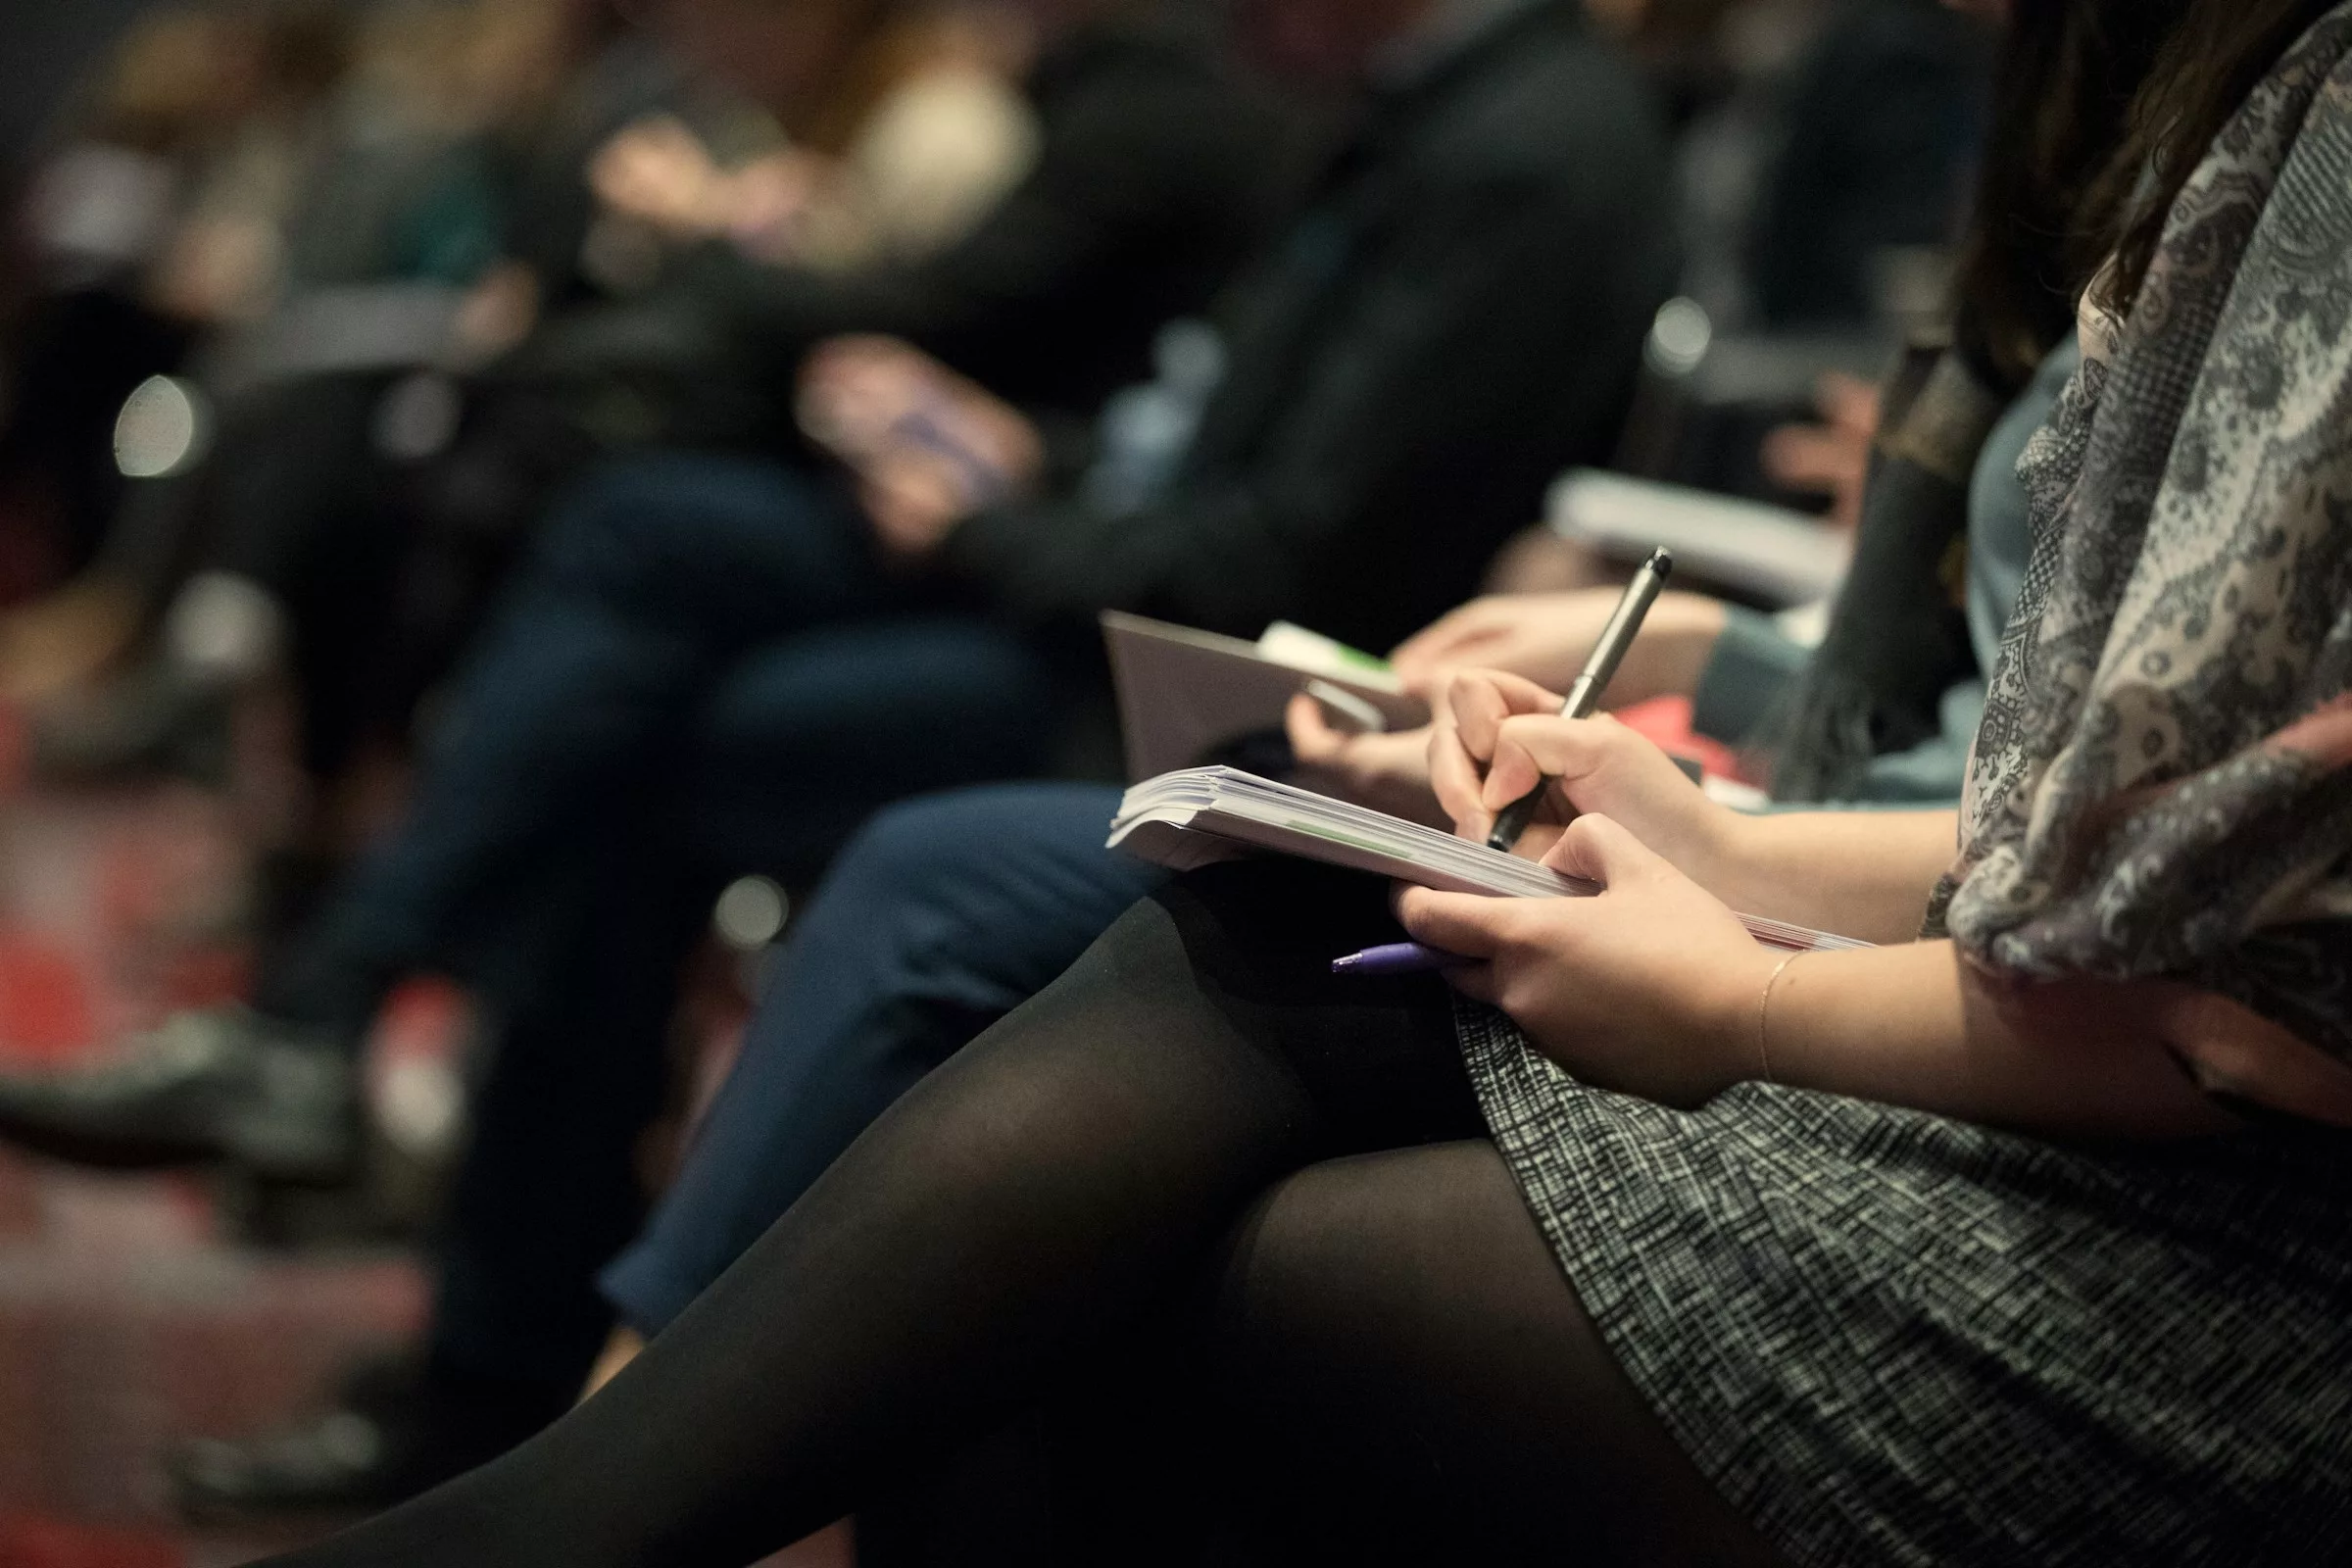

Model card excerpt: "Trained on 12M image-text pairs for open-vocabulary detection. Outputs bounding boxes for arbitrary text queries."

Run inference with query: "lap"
[804,784,1170,997]
[599,784,1167,1334]
[682,640,1067,882]
[533,451,888,640]
[1204,1140,1787,1566]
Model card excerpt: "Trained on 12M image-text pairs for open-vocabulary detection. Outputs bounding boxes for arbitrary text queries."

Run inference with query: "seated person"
[588,318,2080,1370]
[17,0,1290,793]
[0,4,326,588]
[584,0,2086,1360]
[1,0,1682,1511]
[252,5,2352,1557]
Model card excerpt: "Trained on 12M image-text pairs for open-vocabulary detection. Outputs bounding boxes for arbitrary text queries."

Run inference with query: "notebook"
[1546,468,1849,609]
[1109,766,1868,954]
[1101,612,1429,781]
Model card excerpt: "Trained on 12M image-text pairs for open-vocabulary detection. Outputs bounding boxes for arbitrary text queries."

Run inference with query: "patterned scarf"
[1926,4,2352,1120]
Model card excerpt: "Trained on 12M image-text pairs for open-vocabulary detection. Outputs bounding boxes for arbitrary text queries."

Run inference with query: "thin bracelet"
[1755,951,1805,1085]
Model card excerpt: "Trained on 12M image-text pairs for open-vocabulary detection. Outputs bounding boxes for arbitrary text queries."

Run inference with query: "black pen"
[1485,546,1675,854]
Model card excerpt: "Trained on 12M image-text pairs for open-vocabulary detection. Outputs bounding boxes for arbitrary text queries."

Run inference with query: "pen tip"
[1645,547,1675,579]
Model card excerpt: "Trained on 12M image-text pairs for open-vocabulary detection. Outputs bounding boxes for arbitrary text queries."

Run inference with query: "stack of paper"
[1110,766,1867,954]
[1547,468,1849,609]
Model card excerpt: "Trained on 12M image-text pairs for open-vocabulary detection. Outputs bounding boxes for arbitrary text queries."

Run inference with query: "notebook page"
[1111,767,1869,953]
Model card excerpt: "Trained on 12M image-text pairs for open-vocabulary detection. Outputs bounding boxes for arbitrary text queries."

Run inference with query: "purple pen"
[1330,942,1466,976]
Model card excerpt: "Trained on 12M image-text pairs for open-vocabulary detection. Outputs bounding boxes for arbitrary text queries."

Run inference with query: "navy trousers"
[600,782,1165,1336]
[269,454,1064,1393]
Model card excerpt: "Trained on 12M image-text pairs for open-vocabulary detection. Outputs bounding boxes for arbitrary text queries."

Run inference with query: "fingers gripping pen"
[1484,547,1674,854]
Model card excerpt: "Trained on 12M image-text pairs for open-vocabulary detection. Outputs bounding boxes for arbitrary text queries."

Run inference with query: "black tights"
[262,863,1783,1567]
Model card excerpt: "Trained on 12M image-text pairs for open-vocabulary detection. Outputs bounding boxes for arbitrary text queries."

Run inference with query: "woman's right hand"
[1430,668,1739,887]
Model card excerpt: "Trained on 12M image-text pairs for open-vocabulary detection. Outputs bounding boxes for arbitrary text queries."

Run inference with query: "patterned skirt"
[1454,1004,2352,1567]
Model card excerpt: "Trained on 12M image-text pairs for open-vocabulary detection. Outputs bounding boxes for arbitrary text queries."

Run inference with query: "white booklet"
[1101,612,1429,781]
[1547,468,1849,609]
[1109,766,1868,954]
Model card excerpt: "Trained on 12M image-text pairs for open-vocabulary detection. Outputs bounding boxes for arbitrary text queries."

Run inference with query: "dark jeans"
[601,782,1164,1335]
[270,452,934,1014]
[265,453,1064,1392]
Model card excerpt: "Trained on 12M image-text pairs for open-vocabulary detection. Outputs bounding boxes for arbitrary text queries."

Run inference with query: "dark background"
[3,0,191,176]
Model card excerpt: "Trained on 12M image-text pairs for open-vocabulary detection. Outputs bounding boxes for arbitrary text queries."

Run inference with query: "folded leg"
[1203,1141,1785,1565]
[260,862,1770,1567]
[601,782,1159,1335]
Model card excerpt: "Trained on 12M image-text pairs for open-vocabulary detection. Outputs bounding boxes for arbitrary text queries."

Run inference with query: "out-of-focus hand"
[591,116,729,235]
[1759,369,1882,529]
[1428,667,1733,878]
[1477,527,1622,594]
[0,578,142,703]
[451,262,540,364]
[1391,591,1726,707]
[799,335,1043,559]
[720,150,825,260]
[1395,814,1774,1106]
[591,117,823,252]
[1283,693,1448,826]
[1394,592,1627,695]
[149,215,280,322]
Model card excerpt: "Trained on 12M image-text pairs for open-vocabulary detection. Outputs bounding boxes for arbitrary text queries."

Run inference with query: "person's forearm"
[1591,593,1727,708]
[1699,808,1956,943]
[1756,942,2237,1140]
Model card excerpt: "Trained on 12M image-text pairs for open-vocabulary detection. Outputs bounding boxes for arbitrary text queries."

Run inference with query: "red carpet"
[0,781,427,1564]
[0,768,844,1565]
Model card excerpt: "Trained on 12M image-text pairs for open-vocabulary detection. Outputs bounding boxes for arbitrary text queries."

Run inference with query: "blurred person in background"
[243,0,2352,1558]
[0,1,349,598]
[575,0,2059,1407]
[1470,0,1991,596]
[1679,0,1993,334]
[0,0,1281,1515]
[585,0,1042,273]
[5,0,1291,881]
[0,0,1680,1520]
[0,0,590,729]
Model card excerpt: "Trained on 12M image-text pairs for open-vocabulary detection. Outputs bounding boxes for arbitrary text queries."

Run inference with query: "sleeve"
[939,151,1671,638]
[684,52,1261,388]
[1690,609,1810,746]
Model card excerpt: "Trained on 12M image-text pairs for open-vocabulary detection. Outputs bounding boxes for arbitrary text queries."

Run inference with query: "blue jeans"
[266,453,1065,1391]
[599,782,1165,1336]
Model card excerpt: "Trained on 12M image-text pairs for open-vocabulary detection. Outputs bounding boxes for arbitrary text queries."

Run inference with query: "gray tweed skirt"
[1454,1003,2352,1568]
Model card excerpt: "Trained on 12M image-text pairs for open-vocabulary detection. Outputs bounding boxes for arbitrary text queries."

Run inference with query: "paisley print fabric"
[1928,5,2352,1111]
[1453,21,2352,1562]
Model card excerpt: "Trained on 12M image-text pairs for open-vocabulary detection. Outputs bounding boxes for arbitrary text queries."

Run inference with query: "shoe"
[171,1354,569,1519]
[0,1006,359,1183]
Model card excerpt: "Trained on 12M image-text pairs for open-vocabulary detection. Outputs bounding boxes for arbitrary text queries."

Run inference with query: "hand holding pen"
[1484,547,1673,853]
[1336,547,1677,974]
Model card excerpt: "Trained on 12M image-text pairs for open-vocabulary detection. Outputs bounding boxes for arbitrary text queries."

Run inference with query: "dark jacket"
[681,16,1302,421]
[1744,0,1992,328]
[942,1,1679,653]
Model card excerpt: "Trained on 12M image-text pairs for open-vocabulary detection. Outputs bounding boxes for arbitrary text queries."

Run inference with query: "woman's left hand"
[1396,813,1777,1107]
[1284,695,1449,826]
